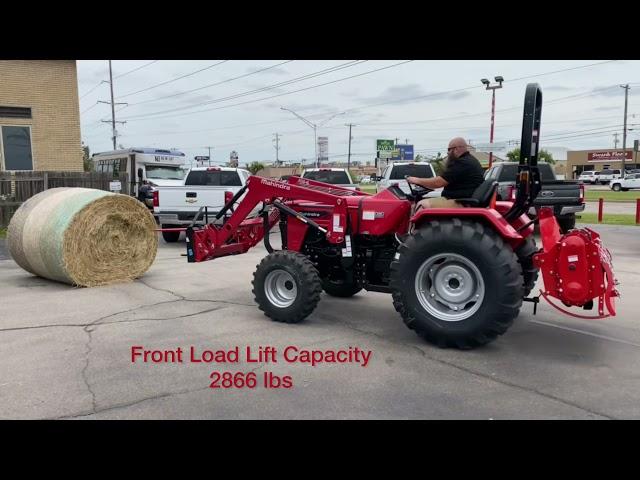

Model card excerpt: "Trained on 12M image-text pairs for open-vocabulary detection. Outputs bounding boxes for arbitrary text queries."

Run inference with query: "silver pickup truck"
[154,167,251,242]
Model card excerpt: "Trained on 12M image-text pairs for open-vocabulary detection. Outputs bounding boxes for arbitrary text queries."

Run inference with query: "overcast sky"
[77,60,640,165]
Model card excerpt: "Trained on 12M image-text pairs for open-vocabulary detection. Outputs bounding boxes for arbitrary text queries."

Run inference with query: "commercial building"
[0,60,83,172]
[566,148,640,178]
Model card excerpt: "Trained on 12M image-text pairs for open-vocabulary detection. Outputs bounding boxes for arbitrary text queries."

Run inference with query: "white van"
[91,147,187,197]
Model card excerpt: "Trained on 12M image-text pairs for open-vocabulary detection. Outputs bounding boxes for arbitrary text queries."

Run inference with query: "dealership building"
[566,148,640,179]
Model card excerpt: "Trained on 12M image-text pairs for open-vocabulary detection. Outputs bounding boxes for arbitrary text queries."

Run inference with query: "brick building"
[0,60,83,172]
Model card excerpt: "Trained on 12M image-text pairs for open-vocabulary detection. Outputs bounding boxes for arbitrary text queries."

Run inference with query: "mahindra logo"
[261,178,291,191]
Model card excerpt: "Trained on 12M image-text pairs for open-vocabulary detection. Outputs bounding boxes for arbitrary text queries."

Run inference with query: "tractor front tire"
[390,219,523,349]
[252,251,322,324]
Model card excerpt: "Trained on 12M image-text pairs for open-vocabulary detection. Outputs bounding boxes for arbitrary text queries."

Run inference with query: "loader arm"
[186,175,355,263]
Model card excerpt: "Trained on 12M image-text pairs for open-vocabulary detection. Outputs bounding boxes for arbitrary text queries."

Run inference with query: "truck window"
[185,170,242,186]
[145,165,185,180]
[498,163,555,182]
[390,164,433,180]
[303,170,351,184]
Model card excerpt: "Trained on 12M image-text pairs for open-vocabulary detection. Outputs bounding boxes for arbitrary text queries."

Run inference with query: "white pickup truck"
[154,166,251,242]
[375,161,442,198]
[300,168,359,190]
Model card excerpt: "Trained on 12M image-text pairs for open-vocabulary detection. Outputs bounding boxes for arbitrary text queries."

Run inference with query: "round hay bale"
[7,187,158,287]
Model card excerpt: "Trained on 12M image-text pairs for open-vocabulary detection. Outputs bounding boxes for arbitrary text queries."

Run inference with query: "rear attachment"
[533,207,620,319]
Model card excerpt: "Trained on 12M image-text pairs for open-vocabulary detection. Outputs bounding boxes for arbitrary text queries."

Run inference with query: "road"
[1,224,639,419]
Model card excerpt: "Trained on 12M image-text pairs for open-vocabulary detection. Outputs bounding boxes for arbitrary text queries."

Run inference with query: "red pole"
[488,89,496,169]
[636,198,640,225]
[598,198,604,223]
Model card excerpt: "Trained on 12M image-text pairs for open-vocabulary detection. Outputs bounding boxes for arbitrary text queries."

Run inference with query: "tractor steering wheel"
[405,175,433,202]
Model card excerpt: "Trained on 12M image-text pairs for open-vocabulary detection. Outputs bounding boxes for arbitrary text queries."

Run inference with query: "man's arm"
[406,176,448,189]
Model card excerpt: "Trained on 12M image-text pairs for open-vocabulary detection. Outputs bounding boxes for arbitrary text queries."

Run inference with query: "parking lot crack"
[81,328,98,415]
[55,385,212,419]
[330,317,614,420]
[137,279,185,301]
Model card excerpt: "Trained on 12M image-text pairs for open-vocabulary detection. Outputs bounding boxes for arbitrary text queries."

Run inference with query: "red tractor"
[182,84,619,349]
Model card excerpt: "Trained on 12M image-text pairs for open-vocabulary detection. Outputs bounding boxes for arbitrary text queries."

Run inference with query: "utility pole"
[273,133,281,165]
[346,124,355,171]
[613,132,619,149]
[621,84,630,177]
[99,60,128,150]
[206,146,212,166]
[481,76,504,169]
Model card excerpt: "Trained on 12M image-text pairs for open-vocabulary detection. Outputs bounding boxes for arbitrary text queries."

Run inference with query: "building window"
[1,126,34,170]
[0,106,32,119]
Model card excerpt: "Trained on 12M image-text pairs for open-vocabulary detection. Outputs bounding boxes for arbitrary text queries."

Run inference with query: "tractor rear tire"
[390,219,523,349]
[252,251,322,324]
[322,276,362,297]
[515,235,540,297]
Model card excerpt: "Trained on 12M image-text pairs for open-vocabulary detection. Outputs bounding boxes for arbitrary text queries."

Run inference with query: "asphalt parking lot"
[1,224,640,419]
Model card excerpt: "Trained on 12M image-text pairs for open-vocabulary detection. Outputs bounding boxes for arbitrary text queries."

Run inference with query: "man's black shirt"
[440,152,485,199]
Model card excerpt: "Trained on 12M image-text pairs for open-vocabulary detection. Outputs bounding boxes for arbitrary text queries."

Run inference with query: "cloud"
[590,86,625,97]
[357,84,471,105]
[595,105,620,111]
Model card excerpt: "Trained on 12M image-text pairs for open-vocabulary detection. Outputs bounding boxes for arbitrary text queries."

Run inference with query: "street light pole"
[280,107,344,168]
[481,76,504,169]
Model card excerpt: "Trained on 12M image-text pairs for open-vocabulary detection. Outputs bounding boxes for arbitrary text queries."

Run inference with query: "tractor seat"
[456,180,498,208]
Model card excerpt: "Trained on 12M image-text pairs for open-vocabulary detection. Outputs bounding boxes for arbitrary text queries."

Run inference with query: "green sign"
[377,139,395,151]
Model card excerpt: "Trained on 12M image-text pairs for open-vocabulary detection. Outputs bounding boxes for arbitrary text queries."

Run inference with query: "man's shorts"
[415,197,464,212]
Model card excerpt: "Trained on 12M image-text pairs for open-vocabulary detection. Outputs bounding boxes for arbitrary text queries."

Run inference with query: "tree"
[247,161,266,175]
[430,152,446,175]
[506,147,555,164]
[82,143,93,172]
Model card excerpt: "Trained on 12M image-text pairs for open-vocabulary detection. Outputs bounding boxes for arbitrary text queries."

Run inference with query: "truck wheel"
[612,183,621,191]
[322,276,362,297]
[515,236,540,297]
[557,214,576,234]
[252,251,322,324]
[161,225,181,243]
[389,219,523,349]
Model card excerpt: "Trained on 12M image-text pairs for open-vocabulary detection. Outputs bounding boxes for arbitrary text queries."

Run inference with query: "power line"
[116,60,230,98]
[123,61,366,117]
[122,60,414,122]
[126,60,355,111]
[81,102,99,115]
[79,81,106,100]
[309,61,619,119]
[113,60,159,79]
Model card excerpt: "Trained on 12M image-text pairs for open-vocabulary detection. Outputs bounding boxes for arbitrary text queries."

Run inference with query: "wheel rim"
[415,253,485,322]
[264,269,298,308]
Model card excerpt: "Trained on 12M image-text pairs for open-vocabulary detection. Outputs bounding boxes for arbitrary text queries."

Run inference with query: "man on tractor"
[406,137,485,209]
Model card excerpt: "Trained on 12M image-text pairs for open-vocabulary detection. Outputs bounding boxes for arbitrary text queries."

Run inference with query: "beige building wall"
[0,60,82,171]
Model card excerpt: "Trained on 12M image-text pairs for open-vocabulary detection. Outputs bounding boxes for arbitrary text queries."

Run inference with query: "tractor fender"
[411,207,525,250]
